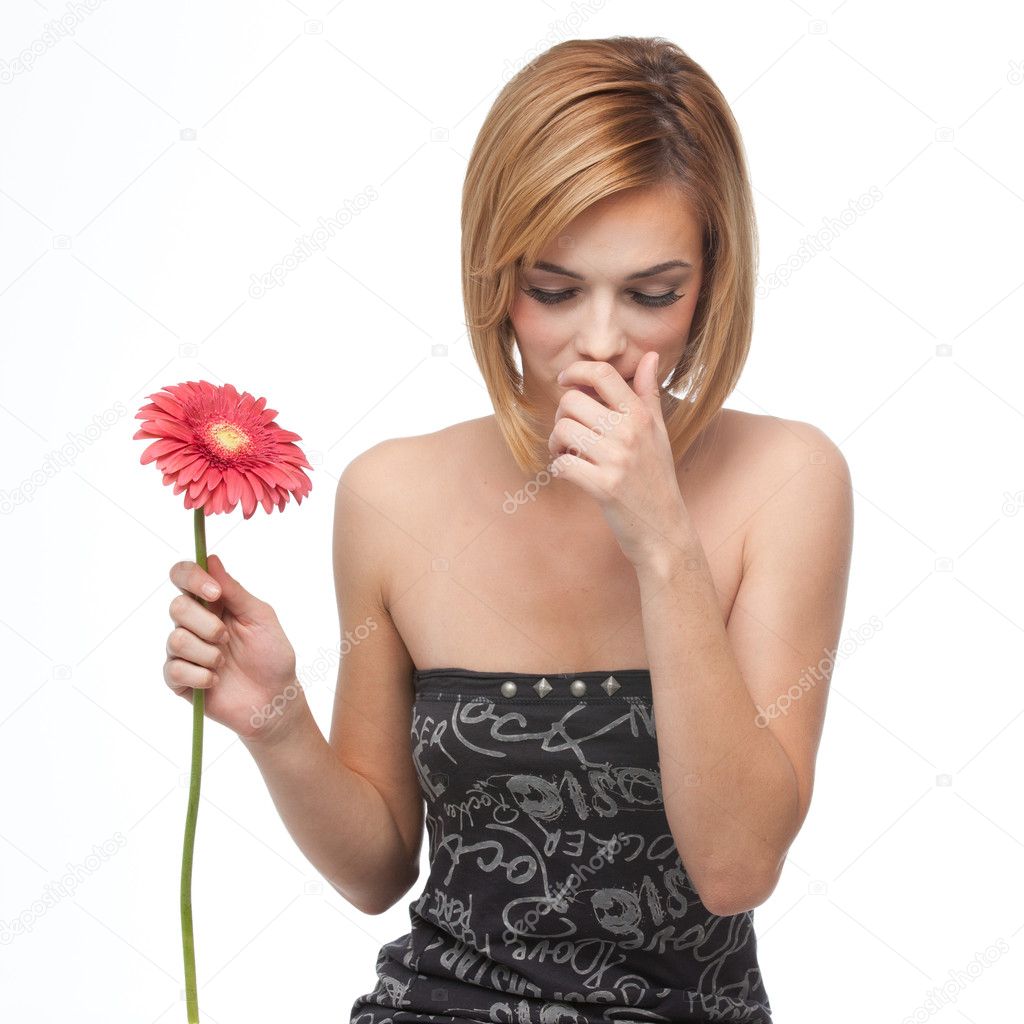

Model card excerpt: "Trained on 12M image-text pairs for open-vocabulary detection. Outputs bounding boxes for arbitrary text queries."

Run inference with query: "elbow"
[363,872,421,916]
[694,864,781,917]
[699,888,768,918]
[356,896,397,917]
[345,882,391,916]
[330,863,420,917]
[328,879,384,916]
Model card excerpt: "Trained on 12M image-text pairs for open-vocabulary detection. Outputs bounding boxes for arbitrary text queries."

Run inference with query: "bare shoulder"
[338,415,490,495]
[717,409,853,563]
[716,408,848,474]
[335,416,493,599]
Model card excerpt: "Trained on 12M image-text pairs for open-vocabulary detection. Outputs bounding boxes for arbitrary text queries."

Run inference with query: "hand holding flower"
[166,553,304,746]
[134,379,312,1024]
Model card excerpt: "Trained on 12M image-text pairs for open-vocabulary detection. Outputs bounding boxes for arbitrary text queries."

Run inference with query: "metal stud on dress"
[500,680,517,697]
[601,675,621,696]
[569,679,587,696]
[534,678,552,697]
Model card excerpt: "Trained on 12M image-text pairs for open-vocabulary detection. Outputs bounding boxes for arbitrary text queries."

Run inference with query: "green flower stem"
[182,506,208,1023]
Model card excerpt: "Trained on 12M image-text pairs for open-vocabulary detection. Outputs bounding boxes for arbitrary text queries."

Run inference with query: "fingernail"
[556,370,565,383]
[203,583,220,598]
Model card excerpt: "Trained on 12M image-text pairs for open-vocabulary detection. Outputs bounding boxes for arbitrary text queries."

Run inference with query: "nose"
[572,296,628,362]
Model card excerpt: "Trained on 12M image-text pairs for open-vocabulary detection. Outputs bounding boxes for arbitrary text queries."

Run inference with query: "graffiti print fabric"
[349,667,773,1023]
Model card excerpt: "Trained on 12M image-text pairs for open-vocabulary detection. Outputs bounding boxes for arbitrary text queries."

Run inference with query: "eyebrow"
[530,259,693,281]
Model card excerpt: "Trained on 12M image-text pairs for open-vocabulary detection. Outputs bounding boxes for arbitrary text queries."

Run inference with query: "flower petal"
[148,392,186,418]
[181,458,211,484]
[239,475,257,518]
[224,467,244,509]
[135,379,312,516]
[139,437,187,465]
[163,448,202,473]
[142,417,194,443]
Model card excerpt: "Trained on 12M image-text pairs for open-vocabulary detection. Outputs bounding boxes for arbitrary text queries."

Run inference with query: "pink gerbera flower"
[133,378,312,1023]
[133,380,313,517]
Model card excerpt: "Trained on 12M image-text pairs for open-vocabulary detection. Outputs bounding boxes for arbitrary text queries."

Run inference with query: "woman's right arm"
[240,691,416,916]
[243,441,424,915]
[165,441,423,916]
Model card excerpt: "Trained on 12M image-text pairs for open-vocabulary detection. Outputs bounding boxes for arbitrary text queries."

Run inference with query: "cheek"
[509,295,564,356]
[643,296,696,347]
[640,296,699,377]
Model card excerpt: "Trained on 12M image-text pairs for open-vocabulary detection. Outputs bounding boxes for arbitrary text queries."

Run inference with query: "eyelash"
[523,287,684,308]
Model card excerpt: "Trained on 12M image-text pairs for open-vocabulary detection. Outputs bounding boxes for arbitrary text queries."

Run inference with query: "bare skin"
[161,400,837,917]
[161,180,851,914]
[378,406,758,675]
[383,179,780,672]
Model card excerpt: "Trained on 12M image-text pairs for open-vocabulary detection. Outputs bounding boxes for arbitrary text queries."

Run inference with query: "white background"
[2,1,1022,1022]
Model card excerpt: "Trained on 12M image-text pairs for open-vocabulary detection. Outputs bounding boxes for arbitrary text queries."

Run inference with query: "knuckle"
[631,406,652,429]
[168,627,190,653]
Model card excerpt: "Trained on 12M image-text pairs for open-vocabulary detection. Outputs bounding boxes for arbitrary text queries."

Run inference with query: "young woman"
[164,35,852,1024]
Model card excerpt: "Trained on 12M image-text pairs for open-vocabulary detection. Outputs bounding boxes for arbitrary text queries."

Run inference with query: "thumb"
[204,553,264,617]
[631,350,662,402]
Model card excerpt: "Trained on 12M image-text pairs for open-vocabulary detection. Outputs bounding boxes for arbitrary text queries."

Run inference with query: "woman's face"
[509,180,704,415]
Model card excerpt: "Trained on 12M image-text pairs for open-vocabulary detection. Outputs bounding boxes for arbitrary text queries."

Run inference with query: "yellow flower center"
[208,420,249,453]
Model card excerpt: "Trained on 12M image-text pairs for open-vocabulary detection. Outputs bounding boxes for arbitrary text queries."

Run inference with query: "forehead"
[537,182,702,270]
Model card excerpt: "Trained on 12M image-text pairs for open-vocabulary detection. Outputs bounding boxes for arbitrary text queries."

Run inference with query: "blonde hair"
[460,36,758,475]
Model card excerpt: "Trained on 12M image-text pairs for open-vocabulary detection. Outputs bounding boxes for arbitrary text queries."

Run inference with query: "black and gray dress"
[349,667,773,1024]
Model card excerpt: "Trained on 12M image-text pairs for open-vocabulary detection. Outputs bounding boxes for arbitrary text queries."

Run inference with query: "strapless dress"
[348,667,773,1023]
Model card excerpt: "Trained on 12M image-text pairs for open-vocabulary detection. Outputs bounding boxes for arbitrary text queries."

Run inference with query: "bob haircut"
[461,35,758,476]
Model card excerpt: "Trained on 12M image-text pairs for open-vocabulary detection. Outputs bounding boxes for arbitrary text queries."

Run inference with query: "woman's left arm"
[634,422,853,917]
[552,356,854,917]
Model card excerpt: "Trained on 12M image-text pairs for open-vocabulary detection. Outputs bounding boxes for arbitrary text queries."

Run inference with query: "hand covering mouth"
[575,380,633,399]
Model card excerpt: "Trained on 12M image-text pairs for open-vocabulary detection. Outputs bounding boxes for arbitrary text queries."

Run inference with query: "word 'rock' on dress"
[349,667,773,1024]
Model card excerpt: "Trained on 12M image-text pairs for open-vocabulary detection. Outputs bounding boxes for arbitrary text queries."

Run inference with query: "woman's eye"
[523,287,683,308]
[633,290,684,308]
[524,287,575,305]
